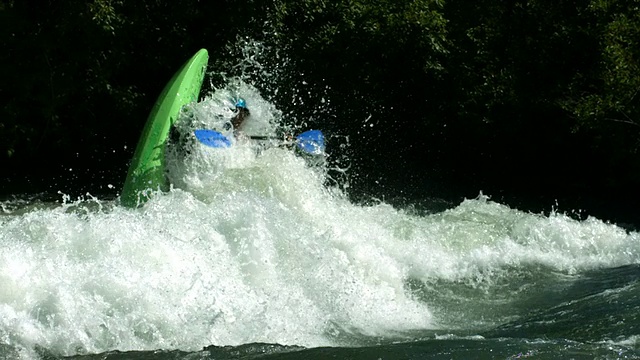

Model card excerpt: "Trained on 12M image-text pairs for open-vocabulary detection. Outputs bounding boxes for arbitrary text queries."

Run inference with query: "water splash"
[2,40,640,359]
[2,181,640,358]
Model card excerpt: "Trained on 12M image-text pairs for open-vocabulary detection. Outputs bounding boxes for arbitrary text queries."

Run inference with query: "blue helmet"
[235,98,247,109]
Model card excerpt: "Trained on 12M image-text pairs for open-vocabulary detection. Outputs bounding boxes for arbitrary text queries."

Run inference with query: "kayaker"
[230,98,250,137]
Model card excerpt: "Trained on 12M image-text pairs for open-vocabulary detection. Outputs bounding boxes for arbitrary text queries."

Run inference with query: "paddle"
[193,129,232,148]
[193,129,325,155]
[294,129,325,155]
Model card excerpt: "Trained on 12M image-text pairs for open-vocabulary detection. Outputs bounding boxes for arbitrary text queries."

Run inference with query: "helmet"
[235,98,247,109]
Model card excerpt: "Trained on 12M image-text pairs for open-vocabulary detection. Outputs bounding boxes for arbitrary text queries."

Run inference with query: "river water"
[2,82,640,360]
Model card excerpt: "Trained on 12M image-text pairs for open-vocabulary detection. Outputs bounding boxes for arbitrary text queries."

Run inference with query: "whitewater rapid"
[1,85,639,359]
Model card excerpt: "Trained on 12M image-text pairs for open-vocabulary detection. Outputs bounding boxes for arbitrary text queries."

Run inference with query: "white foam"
[2,86,640,358]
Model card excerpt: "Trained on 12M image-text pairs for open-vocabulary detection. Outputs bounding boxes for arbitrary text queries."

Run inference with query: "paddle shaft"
[249,135,279,140]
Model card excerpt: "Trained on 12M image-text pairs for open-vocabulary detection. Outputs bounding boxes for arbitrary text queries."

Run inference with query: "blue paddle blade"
[296,130,325,155]
[194,129,232,148]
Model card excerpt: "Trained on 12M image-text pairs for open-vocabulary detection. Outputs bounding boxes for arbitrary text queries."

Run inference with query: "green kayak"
[120,49,209,207]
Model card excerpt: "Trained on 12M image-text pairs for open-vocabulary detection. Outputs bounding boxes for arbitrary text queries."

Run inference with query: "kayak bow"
[120,49,209,207]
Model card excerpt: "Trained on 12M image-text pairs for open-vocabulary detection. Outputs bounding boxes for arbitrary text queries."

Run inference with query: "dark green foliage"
[266,0,640,222]
[565,1,640,130]
[0,0,266,194]
[267,0,450,195]
[1,0,639,224]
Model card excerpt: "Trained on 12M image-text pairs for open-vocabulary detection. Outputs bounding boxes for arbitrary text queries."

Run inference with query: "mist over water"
[2,43,640,359]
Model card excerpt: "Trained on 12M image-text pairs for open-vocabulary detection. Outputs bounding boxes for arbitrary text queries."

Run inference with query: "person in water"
[230,98,250,136]
[228,98,292,143]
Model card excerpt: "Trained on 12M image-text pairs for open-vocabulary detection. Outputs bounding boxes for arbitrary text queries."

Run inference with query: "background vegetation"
[1,0,639,225]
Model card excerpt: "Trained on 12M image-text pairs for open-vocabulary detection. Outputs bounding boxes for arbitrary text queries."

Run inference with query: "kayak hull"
[120,49,209,207]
